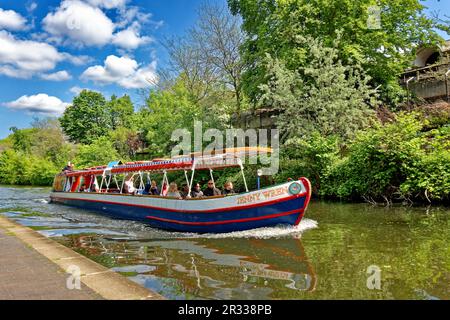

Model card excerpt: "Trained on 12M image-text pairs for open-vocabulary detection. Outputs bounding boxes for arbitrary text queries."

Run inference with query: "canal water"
[0,186,448,300]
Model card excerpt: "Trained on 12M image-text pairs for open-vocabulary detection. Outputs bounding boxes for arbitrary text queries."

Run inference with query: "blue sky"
[0,0,448,139]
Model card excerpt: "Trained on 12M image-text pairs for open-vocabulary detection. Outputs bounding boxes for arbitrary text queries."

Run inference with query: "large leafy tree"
[260,37,379,142]
[228,0,445,105]
[60,90,110,144]
[109,127,144,159]
[30,118,76,167]
[136,78,204,157]
[8,126,34,153]
[106,95,135,130]
[74,136,120,169]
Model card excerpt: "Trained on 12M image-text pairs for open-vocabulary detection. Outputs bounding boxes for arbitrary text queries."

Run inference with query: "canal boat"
[50,149,312,233]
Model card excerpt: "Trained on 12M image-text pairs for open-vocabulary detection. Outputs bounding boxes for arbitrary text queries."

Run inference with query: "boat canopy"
[65,147,272,178]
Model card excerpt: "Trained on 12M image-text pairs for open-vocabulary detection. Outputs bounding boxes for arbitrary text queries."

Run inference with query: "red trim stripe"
[50,192,307,214]
[146,209,303,226]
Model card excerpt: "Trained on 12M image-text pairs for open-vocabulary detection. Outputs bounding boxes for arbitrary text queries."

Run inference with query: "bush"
[29,157,59,186]
[0,150,58,186]
[321,113,450,202]
[0,149,24,185]
[401,125,450,201]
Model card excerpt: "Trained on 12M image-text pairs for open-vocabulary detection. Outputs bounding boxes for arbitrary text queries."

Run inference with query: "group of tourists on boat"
[61,161,235,199]
[144,180,235,199]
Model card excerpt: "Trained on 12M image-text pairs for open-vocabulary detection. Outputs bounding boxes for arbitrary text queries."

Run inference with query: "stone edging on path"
[0,215,165,300]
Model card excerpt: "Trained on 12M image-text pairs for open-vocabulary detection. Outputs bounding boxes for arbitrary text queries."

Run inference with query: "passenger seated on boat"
[142,182,151,195]
[62,162,74,172]
[222,182,236,196]
[191,183,204,198]
[124,177,137,195]
[150,180,159,195]
[203,180,221,197]
[166,182,182,199]
[180,184,190,199]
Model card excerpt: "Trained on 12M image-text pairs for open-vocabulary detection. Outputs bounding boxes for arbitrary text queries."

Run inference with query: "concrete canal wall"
[0,216,164,300]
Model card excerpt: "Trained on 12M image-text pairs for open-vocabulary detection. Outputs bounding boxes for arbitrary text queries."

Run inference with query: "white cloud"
[0,8,27,31]
[26,2,38,13]
[81,55,157,89]
[0,30,87,79]
[62,53,92,66]
[86,0,128,9]
[0,30,63,78]
[42,0,153,50]
[41,70,72,81]
[69,86,99,95]
[112,23,152,50]
[116,6,151,29]
[0,65,31,79]
[42,0,115,47]
[70,86,87,94]
[4,94,70,115]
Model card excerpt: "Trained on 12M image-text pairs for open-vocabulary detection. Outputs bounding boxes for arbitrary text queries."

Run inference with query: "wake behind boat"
[50,148,312,233]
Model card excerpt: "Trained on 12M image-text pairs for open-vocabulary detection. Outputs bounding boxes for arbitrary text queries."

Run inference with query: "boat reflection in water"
[68,235,316,299]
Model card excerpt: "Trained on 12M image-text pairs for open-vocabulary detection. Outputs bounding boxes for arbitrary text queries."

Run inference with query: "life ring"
[288,182,302,195]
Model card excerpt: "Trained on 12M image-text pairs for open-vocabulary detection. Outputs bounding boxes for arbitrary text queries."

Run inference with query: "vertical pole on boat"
[184,170,191,198]
[138,171,145,190]
[238,158,249,193]
[88,175,94,192]
[188,160,196,197]
[105,171,112,193]
[120,174,126,194]
[63,176,69,192]
[113,175,120,190]
[99,169,106,193]
[105,175,109,193]
[160,170,168,196]
[257,169,263,190]
[209,169,215,187]
[165,173,169,192]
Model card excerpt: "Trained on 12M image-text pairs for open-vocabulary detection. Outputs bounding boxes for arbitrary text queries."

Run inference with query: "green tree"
[9,127,34,153]
[74,136,120,169]
[228,0,445,105]
[106,95,135,130]
[60,90,110,144]
[259,37,378,142]
[0,149,23,185]
[137,78,206,157]
[30,117,76,167]
[109,127,144,159]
